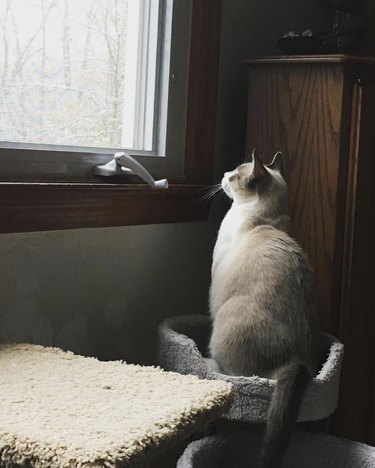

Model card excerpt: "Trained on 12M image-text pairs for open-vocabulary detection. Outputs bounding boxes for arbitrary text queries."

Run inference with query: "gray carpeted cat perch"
[177,430,375,468]
[158,314,344,422]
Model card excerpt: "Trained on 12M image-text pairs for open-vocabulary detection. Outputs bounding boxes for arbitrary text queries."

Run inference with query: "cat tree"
[158,314,344,423]
[158,314,350,467]
[177,430,375,468]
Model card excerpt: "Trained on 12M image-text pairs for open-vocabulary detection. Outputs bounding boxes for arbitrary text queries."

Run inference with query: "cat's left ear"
[267,151,284,175]
[244,147,255,163]
[252,150,271,181]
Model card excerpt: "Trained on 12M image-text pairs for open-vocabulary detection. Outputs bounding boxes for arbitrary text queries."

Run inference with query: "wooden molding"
[246,55,375,65]
[184,0,222,184]
[0,183,211,233]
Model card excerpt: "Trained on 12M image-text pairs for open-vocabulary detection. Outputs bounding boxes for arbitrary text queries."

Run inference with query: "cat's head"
[222,150,287,205]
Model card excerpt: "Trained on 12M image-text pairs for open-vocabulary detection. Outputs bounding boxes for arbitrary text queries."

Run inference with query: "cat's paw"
[203,357,222,373]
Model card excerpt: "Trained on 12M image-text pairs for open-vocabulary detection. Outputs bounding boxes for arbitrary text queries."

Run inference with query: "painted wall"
[0,224,215,363]
[0,0,326,364]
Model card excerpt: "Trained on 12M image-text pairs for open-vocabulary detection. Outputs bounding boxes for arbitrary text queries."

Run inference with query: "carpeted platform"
[0,343,232,468]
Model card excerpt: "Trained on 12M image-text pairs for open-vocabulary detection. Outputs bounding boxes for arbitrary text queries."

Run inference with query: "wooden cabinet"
[245,55,375,444]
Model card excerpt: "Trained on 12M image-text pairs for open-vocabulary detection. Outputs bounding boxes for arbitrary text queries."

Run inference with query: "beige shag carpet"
[0,344,232,468]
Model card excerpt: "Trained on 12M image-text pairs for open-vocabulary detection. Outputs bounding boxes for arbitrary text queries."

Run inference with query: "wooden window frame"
[0,0,222,234]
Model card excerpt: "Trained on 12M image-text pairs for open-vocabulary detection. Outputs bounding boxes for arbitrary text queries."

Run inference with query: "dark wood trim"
[332,81,375,444]
[184,0,222,184]
[0,0,222,233]
[246,55,375,65]
[0,183,210,233]
[339,82,363,328]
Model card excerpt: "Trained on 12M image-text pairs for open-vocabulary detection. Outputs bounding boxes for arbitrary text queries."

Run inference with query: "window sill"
[0,182,210,233]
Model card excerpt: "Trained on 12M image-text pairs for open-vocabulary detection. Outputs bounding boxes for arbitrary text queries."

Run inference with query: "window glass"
[0,0,171,152]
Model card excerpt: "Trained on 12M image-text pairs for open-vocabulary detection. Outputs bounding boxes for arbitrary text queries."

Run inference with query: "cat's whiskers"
[198,184,223,202]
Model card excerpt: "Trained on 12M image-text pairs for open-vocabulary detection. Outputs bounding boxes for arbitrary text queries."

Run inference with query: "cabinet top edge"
[245,55,375,65]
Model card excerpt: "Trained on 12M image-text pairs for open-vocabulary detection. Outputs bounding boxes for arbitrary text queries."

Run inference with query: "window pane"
[0,0,169,151]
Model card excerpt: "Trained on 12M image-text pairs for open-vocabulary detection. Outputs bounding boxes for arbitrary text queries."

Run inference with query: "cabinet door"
[246,62,346,332]
[334,80,375,444]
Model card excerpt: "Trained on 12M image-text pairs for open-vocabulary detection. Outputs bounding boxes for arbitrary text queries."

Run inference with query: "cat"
[209,150,320,468]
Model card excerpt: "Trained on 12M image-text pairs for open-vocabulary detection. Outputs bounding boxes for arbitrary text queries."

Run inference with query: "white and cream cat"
[209,150,320,468]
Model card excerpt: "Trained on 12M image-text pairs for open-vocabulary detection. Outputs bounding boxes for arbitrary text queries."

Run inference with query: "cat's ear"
[252,149,270,180]
[244,147,255,163]
[267,151,284,175]
[248,150,271,189]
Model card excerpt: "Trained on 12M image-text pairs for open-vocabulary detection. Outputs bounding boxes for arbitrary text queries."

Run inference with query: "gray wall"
[0,224,214,363]
[0,0,325,364]
[215,0,326,178]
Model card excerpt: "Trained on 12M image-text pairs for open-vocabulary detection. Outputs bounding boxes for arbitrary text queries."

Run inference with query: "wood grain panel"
[246,63,345,332]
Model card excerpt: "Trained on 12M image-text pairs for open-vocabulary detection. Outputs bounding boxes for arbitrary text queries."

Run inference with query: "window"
[0,0,190,178]
[0,0,222,232]
[1,0,171,153]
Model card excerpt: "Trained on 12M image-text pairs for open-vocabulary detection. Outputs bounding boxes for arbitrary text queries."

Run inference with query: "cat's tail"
[257,360,312,468]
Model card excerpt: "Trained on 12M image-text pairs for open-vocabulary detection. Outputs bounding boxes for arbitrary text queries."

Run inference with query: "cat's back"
[222,223,311,276]
[211,223,316,314]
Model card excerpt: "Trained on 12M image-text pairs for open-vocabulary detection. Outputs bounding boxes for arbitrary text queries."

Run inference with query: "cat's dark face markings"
[222,151,285,202]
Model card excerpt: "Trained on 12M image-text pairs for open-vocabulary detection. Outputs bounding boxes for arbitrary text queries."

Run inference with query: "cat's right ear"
[267,151,284,176]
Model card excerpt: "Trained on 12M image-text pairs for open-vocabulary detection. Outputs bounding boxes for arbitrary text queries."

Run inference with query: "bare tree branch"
[11,0,55,79]
[62,0,71,87]
[1,0,12,86]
